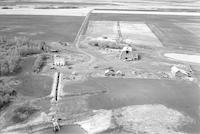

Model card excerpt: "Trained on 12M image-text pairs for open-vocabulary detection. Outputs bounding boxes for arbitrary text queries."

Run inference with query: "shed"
[171,65,190,78]
[105,69,115,76]
[120,46,139,61]
[53,55,65,66]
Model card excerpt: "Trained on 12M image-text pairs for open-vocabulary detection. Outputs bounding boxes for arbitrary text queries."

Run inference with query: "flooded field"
[37,125,85,134]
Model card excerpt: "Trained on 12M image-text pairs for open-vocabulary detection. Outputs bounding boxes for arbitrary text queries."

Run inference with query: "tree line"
[0,36,49,76]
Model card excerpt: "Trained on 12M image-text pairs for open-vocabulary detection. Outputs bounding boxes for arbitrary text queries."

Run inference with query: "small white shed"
[171,65,189,78]
[53,55,65,66]
[120,46,139,61]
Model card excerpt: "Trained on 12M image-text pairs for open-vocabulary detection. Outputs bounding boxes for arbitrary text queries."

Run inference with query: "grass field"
[176,23,200,37]
[120,22,162,47]
[14,57,53,98]
[67,77,200,133]
[85,21,118,39]
[0,15,84,42]
[85,21,162,47]
[90,13,200,51]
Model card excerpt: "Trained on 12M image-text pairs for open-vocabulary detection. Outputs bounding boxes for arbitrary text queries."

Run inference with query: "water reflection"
[37,125,85,134]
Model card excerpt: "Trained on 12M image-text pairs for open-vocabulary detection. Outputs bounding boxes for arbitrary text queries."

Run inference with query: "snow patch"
[76,110,112,134]
[165,53,200,64]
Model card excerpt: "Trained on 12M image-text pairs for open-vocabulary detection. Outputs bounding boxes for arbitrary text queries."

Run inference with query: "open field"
[120,22,162,47]
[85,21,162,47]
[13,57,52,98]
[176,23,200,37]
[67,77,200,133]
[90,13,200,51]
[67,77,200,119]
[85,21,117,39]
[0,15,84,42]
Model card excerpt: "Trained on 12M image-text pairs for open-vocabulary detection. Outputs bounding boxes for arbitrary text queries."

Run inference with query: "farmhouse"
[120,46,139,61]
[53,55,65,66]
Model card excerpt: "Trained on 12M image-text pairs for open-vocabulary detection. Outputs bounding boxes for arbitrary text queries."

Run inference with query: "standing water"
[36,125,85,134]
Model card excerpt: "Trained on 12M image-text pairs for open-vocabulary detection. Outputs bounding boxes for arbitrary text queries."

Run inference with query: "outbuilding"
[53,55,65,66]
[104,68,115,76]
[120,46,139,61]
[171,65,192,79]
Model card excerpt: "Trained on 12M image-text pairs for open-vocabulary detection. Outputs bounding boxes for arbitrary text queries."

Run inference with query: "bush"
[0,58,20,76]
[0,48,21,76]
[8,57,21,73]
[0,36,8,43]
[16,38,47,57]
[1,7,12,9]
[34,6,56,9]
[0,36,49,76]
[0,36,48,56]
[0,86,17,110]
[12,106,38,123]
[33,54,47,73]
[0,60,9,75]
[88,38,123,49]
[19,46,42,57]
[0,95,10,110]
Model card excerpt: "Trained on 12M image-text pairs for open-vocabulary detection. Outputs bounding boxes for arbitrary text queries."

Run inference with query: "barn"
[53,55,65,66]
[120,46,139,61]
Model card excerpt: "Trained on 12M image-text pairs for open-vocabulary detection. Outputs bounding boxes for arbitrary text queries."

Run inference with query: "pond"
[38,125,85,134]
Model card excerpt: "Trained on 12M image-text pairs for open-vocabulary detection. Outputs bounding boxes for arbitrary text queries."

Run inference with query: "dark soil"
[11,106,38,124]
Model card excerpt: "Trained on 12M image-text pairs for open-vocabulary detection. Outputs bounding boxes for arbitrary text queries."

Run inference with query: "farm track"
[74,9,96,67]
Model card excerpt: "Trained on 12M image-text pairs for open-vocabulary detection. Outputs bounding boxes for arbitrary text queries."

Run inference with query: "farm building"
[171,65,193,81]
[120,46,139,61]
[53,55,65,66]
[105,68,115,76]
[123,39,134,45]
[171,66,186,76]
